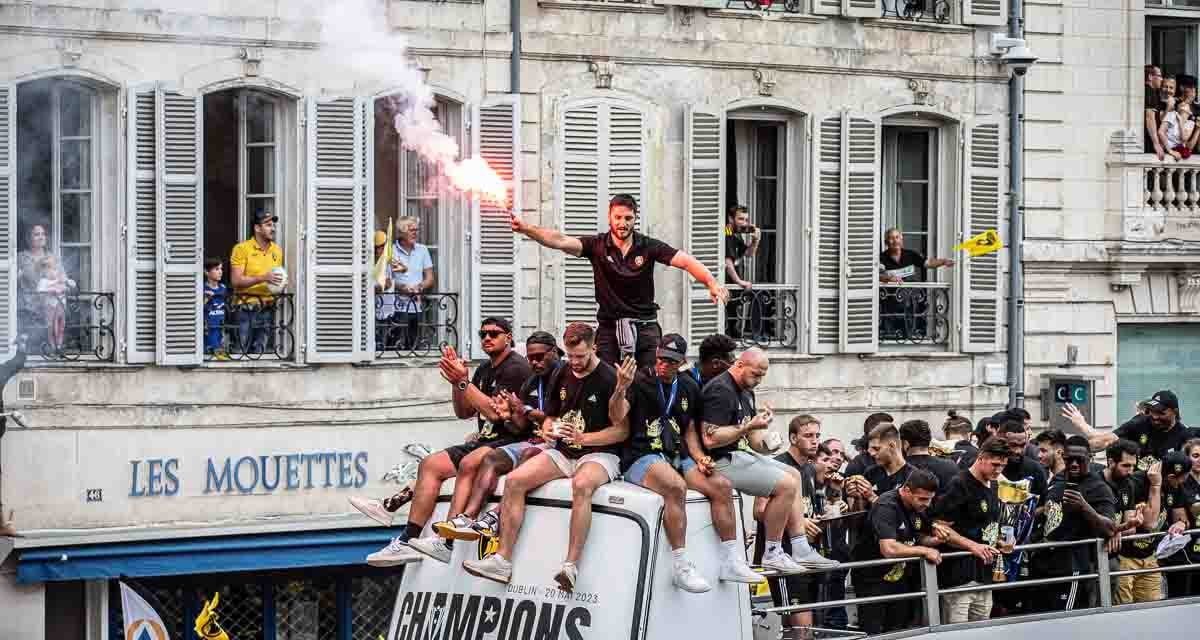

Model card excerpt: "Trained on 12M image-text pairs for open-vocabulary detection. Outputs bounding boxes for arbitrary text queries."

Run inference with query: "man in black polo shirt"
[1029,437,1117,612]
[846,424,913,511]
[1069,390,1197,472]
[365,317,531,566]
[900,419,960,495]
[510,193,726,366]
[851,469,943,635]
[1103,439,1163,604]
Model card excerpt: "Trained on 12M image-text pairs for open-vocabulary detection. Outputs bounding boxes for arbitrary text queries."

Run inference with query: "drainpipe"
[1006,0,1025,409]
[510,0,521,95]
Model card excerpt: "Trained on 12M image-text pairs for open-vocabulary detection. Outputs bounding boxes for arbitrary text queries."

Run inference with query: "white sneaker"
[719,558,765,584]
[463,554,513,584]
[365,536,423,567]
[434,513,480,541]
[793,548,840,571]
[348,496,394,527]
[762,548,806,575]
[672,562,713,593]
[554,561,578,592]
[407,535,452,563]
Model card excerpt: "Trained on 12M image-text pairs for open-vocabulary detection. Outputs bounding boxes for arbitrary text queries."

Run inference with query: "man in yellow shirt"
[230,210,284,355]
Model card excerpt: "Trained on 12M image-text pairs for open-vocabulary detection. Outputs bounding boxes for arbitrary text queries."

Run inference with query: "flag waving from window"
[954,229,1003,258]
[118,581,171,640]
[372,218,395,291]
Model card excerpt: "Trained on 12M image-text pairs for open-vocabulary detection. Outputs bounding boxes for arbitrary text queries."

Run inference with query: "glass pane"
[755,125,778,178]
[754,232,778,284]
[61,193,91,243]
[248,147,275,194]
[899,183,928,235]
[59,84,92,138]
[755,177,778,229]
[897,131,929,180]
[404,199,438,248]
[60,246,89,289]
[61,139,91,190]
[404,151,438,196]
[246,94,275,143]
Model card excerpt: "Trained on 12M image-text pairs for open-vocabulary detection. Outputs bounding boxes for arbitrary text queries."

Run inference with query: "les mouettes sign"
[127,450,370,497]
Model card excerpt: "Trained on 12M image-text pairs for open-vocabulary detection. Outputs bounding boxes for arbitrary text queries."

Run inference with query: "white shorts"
[543,448,620,482]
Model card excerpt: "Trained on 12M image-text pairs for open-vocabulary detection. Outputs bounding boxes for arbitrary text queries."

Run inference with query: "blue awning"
[16,527,395,583]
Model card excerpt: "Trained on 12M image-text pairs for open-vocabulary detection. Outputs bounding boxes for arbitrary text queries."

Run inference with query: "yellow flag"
[372,219,394,289]
[195,592,231,640]
[953,229,1002,258]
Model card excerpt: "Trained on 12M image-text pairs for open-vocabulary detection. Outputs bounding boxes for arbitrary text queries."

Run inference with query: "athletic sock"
[671,547,687,566]
[722,539,741,562]
[791,535,813,555]
[405,522,423,540]
[765,540,783,557]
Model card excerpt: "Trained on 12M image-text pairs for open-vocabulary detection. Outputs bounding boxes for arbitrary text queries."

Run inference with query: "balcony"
[725,285,800,350]
[374,292,460,359]
[878,282,950,346]
[19,290,116,362]
[204,293,296,362]
[1108,138,1200,242]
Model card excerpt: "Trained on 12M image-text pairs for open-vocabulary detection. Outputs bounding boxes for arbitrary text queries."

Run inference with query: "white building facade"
[0,1,1021,637]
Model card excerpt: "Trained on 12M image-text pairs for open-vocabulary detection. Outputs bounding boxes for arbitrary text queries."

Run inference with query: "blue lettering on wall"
[163,458,180,496]
[133,451,372,497]
[205,458,233,494]
[354,452,368,488]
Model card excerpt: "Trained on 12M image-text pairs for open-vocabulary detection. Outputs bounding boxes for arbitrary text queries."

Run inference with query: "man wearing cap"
[390,216,434,351]
[230,210,285,353]
[510,194,727,367]
[1066,390,1197,471]
[607,333,712,593]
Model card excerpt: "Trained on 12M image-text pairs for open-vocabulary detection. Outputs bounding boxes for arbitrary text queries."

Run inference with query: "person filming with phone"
[725,205,760,338]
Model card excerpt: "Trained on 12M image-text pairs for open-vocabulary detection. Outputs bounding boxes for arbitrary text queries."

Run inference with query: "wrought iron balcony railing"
[880,0,951,22]
[878,282,950,346]
[374,292,460,359]
[204,293,296,362]
[19,290,116,362]
[725,285,800,350]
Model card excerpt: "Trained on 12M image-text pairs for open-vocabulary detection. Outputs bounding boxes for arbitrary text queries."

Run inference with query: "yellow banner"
[372,218,394,290]
[953,229,1002,257]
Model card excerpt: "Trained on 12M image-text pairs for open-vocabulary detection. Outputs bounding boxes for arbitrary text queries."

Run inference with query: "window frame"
[395,98,463,288]
[237,90,283,240]
[881,123,939,265]
[1146,18,1199,78]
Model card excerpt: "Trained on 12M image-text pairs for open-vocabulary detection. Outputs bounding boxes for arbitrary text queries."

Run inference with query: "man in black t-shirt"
[846,424,913,511]
[682,332,736,388]
[997,419,1049,503]
[364,317,532,567]
[851,469,943,635]
[1069,390,1197,471]
[844,412,895,477]
[510,194,726,366]
[878,228,954,340]
[724,205,760,337]
[1158,449,1200,598]
[610,333,711,593]
[1103,439,1163,604]
[1029,437,1117,612]
[900,419,960,495]
[464,323,628,592]
[1146,64,1165,157]
[930,438,1007,623]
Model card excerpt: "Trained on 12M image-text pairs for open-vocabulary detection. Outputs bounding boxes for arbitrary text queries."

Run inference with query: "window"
[727,119,787,285]
[882,126,937,262]
[1148,20,1197,78]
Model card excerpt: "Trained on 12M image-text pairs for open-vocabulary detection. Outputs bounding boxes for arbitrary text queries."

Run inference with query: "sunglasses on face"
[479,330,507,339]
[526,351,549,362]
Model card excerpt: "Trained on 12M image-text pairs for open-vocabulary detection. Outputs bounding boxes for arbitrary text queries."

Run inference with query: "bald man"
[696,348,839,577]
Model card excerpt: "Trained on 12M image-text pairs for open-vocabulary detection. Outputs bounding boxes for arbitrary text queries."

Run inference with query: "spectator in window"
[1146,64,1165,158]
[879,228,954,340]
[17,223,73,351]
[203,257,229,360]
[230,210,284,354]
[724,205,760,338]
[1159,100,1194,161]
[390,216,434,351]
[1177,75,1200,151]
[879,228,954,284]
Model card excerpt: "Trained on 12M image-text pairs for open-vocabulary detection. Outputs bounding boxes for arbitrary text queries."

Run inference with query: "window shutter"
[125,86,157,363]
[841,113,881,354]
[962,0,1007,26]
[812,0,841,14]
[684,105,724,346]
[961,116,1003,353]
[305,97,367,363]
[0,84,14,359]
[842,0,882,18]
[472,96,522,357]
[810,114,841,354]
[360,99,375,359]
[155,90,203,365]
[607,105,644,214]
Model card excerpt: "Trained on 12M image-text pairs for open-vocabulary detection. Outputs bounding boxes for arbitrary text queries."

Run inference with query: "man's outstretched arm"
[510,212,583,257]
[671,251,729,304]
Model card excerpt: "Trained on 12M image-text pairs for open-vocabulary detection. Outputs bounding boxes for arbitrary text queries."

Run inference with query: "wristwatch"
[457,381,469,392]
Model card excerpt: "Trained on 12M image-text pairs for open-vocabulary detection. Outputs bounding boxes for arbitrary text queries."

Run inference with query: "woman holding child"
[17,223,74,351]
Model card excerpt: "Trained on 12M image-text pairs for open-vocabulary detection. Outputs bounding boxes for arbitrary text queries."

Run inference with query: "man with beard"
[845,412,895,477]
[463,323,624,591]
[900,419,959,495]
[1029,436,1117,612]
[365,317,532,566]
[685,333,736,387]
[1035,429,1068,482]
[931,438,1006,623]
[851,469,943,635]
[1103,439,1163,604]
[509,194,727,366]
[230,209,285,353]
[1158,449,1200,598]
[846,424,913,510]
[608,333,712,593]
[432,331,566,542]
[1068,390,1197,471]
[998,419,1048,503]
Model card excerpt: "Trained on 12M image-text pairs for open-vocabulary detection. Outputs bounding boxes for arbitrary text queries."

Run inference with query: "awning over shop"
[16,527,394,583]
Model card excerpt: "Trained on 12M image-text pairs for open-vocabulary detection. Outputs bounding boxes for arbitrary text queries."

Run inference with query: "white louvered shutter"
[360,99,374,359]
[841,113,881,354]
[305,98,366,363]
[812,0,841,14]
[962,116,1003,353]
[607,105,645,222]
[810,114,841,354]
[684,105,724,346]
[561,103,601,326]
[0,84,14,358]
[155,90,202,365]
[472,96,523,358]
[126,86,157,363]
[842,0,882,18]
[963,0,1007,26]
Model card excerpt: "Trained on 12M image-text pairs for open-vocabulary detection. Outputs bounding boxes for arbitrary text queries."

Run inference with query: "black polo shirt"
[1114,415,1195,471]
[845,452,874,477]
[699,370,757,459]
[931,470,1001,587]
[577,231,678,321]
[1032,472,1116,577]
[543,360,620,459]
[879,248,927,283]
[725,228,749,271]
[852,488,933,585]
[470,351,533,443]
[516,363,565,440]
[907,454,959,496]
[864,463,914,497]
[952,441,978,469]
[621,368,702,469]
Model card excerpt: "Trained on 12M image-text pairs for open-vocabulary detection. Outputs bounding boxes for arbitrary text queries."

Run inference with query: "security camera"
[990,34,1038,77]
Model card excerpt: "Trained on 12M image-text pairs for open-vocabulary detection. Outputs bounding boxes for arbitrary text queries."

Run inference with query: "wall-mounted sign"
[129,451,369,497]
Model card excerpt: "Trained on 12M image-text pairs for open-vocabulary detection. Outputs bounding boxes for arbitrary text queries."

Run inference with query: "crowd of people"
[1145,64,1200,161]
[339,193,1200,637]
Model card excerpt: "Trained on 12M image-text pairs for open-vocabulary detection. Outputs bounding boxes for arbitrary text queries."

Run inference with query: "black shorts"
[444,438,518,469]
[768,574,820,609]
[595,320,662,368]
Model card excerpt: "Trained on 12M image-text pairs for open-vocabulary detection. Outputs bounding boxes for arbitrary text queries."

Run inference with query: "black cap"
[657,333,687,362]
[1146,390,1179,412]
[480,317,513,335]
[526,330,564,356]
[1164,451,1190,477]
[253,210,279,225]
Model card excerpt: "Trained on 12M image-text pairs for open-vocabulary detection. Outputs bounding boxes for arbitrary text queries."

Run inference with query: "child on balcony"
[1159,99,1195,161]
[203,257,230,360]
[35,254,70,350]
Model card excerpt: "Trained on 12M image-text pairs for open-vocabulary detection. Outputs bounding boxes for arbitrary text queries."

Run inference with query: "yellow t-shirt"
[230,239,283,303]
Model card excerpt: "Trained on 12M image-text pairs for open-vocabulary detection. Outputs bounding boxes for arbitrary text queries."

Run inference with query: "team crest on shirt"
[1140,434,1148,445]
[587,394,598,403]
[634,255,645,267]
[1167,494,1176,507]
[913,517,923,531]
[980,500,988,514]
[1137,455,1156,471]
[560,387,567,401]
[680,398,689,412]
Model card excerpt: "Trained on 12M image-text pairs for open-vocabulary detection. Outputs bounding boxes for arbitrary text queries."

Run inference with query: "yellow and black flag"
[195,592,231,640]
[953,229,1002,258]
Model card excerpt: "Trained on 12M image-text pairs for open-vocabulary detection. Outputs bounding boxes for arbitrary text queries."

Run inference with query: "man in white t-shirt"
[390,216,434,350]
